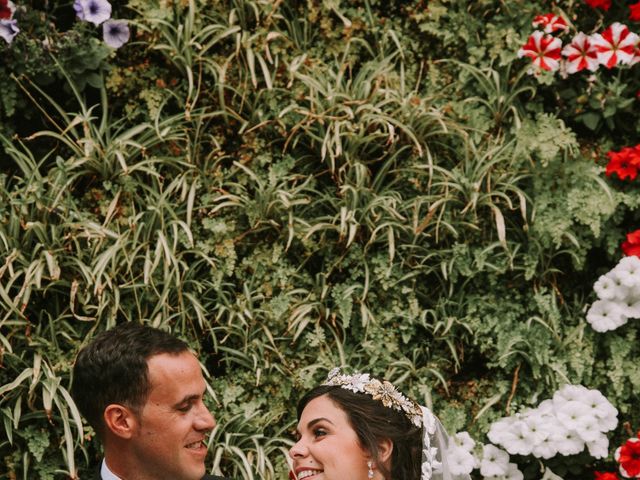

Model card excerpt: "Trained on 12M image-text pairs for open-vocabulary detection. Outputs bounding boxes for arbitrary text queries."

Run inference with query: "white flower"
[488,417,516,446]
[503,463,524,480]
[480,445,510,477]
[523,413,554,445]
[575,416,602,442]
[554,384,588,403]
[453,431,476,452]
[604,271,631,300]
[74,0,112,26]
[446,444,476,475]
[532,434,559,459]
[551,429,585,456]
[586,299,627,332]
[0,19,19,44]
[103,19,129,49]
[593,274,618,300]
[581,389,617,426]
[498,418,534,456]
[555,400,591,431]
[612,255,640,287]
[586,436,609,459]
[536,399,555,416]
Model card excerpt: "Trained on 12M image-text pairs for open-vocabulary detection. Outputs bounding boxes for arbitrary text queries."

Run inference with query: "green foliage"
[2,1,640,479]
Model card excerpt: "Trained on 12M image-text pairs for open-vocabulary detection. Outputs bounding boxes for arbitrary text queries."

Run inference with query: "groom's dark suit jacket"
[93,471,229,479]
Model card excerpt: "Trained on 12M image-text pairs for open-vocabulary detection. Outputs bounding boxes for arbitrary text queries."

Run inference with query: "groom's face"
[129,351,216,480]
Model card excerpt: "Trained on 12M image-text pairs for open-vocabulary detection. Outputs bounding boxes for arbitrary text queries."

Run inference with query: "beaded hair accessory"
[323,367,424,427]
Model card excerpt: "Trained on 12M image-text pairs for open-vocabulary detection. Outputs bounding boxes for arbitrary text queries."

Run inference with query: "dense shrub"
[1,1,639,479]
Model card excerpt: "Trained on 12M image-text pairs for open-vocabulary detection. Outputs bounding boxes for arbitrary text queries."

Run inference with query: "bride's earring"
[367,460,374,479]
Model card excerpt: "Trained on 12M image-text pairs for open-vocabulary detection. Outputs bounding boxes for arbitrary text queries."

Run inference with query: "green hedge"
[1,1,639,478]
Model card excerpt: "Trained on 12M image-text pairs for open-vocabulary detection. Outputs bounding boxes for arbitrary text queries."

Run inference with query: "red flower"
[605,146,640,180]
[585,0,612,10]
[594,472,620,480]
[0,0,11,20]
[631,2,640,21]
[517,31,563,71]
[532,13,569,33]
[615,438,640,478]
[591,23,640,68]
[622,230,640,257]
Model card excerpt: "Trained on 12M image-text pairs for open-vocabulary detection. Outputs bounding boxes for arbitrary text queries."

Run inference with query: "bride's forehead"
[300,396,348,422]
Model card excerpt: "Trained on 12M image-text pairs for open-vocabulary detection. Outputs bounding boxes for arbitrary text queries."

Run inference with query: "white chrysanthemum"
[593,274,618,300]
[453,431,476,452]
[480,445,510,477]
[586,436,609,459]
[586,299,628,332]
[445,444,476,475]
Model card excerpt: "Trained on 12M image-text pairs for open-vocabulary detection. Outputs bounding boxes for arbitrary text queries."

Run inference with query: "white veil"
[421,406,472,480]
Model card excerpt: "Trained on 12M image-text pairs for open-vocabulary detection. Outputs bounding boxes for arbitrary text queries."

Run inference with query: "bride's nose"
[289,438,309,458]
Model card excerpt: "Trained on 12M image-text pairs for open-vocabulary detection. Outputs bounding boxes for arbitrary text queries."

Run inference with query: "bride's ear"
[377,438,394,464]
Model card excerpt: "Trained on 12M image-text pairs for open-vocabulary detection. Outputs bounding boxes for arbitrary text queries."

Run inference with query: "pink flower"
[562,32,599,73]
[591,23,640,68]
[532,13,569,33]
[518,31,563,72]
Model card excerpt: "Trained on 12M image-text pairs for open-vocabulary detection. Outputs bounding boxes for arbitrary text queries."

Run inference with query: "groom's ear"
[104,403,138,439]
[377,438,394,464]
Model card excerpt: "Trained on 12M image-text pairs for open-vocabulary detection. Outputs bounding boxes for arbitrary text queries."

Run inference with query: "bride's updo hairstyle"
[297,384,423,480]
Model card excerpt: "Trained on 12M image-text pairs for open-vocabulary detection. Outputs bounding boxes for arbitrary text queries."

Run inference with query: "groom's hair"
[297,385,422,480]
[71,322,190,438]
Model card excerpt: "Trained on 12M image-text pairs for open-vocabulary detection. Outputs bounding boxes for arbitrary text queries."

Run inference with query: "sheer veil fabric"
[421,406,472,480]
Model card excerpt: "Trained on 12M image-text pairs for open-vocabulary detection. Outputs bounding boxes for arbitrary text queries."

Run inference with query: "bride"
[288,368,471,480]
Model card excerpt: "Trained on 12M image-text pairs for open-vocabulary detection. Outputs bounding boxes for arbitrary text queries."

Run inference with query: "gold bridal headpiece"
[323,368,424,427]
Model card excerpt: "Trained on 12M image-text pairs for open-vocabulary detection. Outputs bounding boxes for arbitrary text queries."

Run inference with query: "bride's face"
[289,394,372,480]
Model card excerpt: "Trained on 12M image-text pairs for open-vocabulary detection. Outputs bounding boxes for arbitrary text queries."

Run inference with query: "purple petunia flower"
[102,19,129,49]
[0,18,19,44]
[74,0,112,26]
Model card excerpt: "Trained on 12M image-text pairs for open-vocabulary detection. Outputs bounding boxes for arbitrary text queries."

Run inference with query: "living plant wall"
[1,0,639,479]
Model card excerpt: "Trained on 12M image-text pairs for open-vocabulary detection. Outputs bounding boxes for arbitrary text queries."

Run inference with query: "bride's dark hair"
[297,385,422,480]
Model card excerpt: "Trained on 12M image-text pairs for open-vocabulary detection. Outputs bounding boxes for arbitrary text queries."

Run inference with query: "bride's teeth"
[298,471,321,479]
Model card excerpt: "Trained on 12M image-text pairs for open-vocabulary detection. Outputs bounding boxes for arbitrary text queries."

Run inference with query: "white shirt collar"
[101,459,122,480]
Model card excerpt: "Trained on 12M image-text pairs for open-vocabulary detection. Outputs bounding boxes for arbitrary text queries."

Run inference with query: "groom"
[71,322,229,480]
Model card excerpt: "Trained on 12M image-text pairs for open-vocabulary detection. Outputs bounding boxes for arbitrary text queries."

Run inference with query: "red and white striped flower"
[562,32,599,73]
[518,31,563,72]
[591,22,640,68]
[532,13,569,33]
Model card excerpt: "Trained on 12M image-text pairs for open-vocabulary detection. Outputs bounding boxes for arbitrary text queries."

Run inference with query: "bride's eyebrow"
[307,417,334,428]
